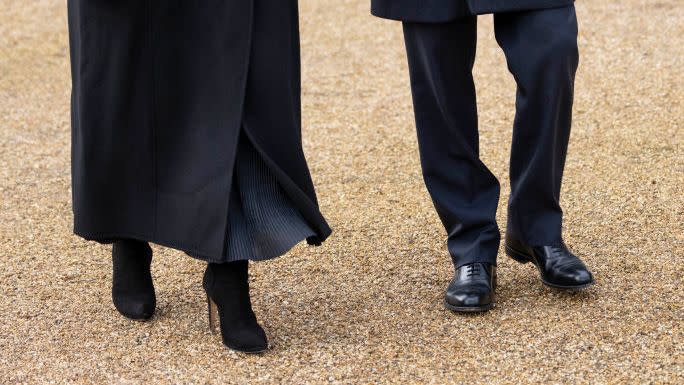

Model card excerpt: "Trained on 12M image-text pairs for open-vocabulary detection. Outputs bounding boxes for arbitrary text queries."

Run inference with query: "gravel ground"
[1,1,682,384]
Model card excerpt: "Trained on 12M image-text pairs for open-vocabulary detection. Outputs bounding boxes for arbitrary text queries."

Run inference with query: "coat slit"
[196,0,318,263]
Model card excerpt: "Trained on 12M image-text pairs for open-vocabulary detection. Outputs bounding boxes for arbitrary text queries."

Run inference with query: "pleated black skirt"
[193,133,315,263]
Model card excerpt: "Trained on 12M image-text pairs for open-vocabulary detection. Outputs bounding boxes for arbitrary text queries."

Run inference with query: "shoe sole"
[444,300,493,313]
[223,343,269,354]
[505,245,594,290]
[115,307,155,321]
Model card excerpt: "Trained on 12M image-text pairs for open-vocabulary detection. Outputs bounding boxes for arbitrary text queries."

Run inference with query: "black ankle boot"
[203,261,268,353]
[112,240,156,320]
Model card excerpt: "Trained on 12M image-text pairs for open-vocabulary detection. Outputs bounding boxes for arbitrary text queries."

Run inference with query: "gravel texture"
[1,1,682,384]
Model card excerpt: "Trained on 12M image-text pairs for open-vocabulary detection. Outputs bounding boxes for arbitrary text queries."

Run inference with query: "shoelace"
[549,243,567,255]
[548,243,583,270]
[466,263,481,277]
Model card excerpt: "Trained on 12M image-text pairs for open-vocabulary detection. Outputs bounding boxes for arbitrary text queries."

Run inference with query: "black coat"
[371,0,575,22]
[67,0,331,258]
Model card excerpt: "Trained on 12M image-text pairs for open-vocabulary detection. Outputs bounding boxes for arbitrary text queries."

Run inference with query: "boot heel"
[207,295,219,334]
[505,246,531,264]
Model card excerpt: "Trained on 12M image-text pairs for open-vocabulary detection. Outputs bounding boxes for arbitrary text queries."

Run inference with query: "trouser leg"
[494,5,579,245]
[403,17,500,268]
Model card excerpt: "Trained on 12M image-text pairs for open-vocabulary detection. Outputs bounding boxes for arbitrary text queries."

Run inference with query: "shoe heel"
[207,294,219,334]
[505,246,531,264]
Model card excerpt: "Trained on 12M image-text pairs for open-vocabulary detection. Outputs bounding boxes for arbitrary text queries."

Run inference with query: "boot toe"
[222,322,268,353]
[114,297,156,320]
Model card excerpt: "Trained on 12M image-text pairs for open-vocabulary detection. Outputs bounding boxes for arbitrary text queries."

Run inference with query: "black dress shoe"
[444,263,496,313]
[204,261,268,354]
[505,235,594,290]
[112,240,156,320]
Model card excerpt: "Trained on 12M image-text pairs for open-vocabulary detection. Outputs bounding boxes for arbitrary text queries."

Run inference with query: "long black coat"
[67,0,331,258]
[371,0,575,22]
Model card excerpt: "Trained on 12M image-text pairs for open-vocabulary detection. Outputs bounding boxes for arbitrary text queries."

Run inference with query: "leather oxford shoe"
[445,263,496,313]
[505,235,594,290]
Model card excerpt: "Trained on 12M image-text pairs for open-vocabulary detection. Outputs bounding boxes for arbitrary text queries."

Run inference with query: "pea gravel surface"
[1,1,682,384]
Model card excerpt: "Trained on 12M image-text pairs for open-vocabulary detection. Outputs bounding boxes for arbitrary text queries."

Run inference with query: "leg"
[403,17,501,268]
[496,6,593,289]
[204,260,268,353]
[200,0,305,354]
[494,5,579,245]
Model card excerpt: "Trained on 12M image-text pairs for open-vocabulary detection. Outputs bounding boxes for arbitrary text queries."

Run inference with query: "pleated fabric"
[201,134,315,263]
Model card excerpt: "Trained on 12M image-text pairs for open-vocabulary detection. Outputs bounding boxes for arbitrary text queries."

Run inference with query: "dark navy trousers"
[402,5,579,268]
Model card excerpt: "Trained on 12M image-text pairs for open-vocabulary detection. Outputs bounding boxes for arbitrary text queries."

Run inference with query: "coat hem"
[370,0,575,22]
[74,228,329,263]
[467,0,574,15]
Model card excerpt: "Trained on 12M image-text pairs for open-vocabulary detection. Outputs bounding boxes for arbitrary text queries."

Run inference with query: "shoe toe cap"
[550,266,594,288]
[446,291,492,308]
[570,268,593,285]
